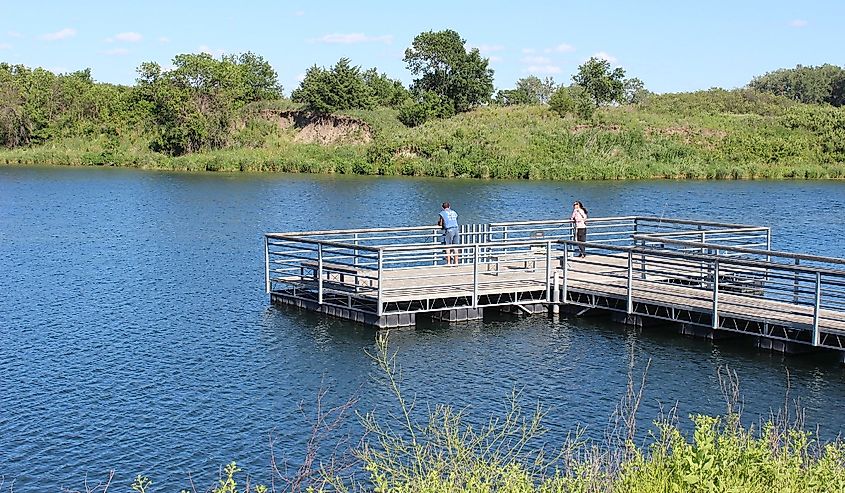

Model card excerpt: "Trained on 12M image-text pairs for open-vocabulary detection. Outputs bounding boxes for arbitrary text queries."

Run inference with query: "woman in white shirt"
[571,201,588,257]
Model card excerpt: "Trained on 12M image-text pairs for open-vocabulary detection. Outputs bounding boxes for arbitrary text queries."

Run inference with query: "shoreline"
[3,158,845,181]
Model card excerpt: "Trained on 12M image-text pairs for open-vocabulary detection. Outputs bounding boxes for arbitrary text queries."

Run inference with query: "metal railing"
[262,216,845,347]
[265,217,772,306]
[556,239,845,346]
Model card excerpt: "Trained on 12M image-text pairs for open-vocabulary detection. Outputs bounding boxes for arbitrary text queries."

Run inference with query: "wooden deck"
[373,254,845,334]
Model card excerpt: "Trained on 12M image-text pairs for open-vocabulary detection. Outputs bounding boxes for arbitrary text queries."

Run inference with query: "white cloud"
[293,10,305,16]
[199,45,225,56]
[110,32,143,42]
[40,28,76,41]
[158,36,170,44]
[522,48,536,54]
[591,51,618,64]
[546,43,575,53]
[789,19,808,28]
[311,33,393,44]
[522,55,551,64]
[474,44,504,53]
[0,43,10,50]
[525,65,561,74]
[103,47,129,56]
[489,56,503,63]
[7,31,21,38]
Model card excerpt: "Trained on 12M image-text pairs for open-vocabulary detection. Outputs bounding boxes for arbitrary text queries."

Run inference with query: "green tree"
[549,85,594,119]
[224,51,283,101]
[573,57,626,107]
[291,58,373,114]
[622,77,649,104]
[397,90,449,127]
[495,76,557,106]
[0,63,118,146]
[362,68,409,108]
[403,29,494,117]
[750,64,845,106]
[0,63,31,147]
[135,51,282,155]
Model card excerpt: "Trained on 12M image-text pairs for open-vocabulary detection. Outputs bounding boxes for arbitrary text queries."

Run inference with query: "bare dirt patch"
[253,110,373,145]
[647,126,727,147]
[647,126,727,139]
[570,124,622,134]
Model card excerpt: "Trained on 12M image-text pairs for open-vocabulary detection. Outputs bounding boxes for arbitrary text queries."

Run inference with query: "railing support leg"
[639,240,646,280]
[353,233,359,266]
[432,228,439,266]
[317,243,324,304]
[626,250,633,314]
[766,229,772,263]
[377,249,383,316]
[813,272,821,346]
[472,246,479,308]
[264,235,270,294]
[712,258,720,329]
[545,240,552,302]
[562,243,569,304]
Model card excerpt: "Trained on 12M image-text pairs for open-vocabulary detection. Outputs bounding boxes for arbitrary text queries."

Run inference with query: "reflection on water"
[1,166,844,491]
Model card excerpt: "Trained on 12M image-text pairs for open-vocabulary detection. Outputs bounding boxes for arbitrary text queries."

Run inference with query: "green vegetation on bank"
[2,29,845,179]
[115,334,845,493]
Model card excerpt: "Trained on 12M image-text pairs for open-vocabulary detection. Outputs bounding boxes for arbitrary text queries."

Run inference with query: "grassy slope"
[2,91,844,179]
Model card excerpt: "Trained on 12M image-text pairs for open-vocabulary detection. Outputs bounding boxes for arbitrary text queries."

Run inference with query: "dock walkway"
[265,216,845,353]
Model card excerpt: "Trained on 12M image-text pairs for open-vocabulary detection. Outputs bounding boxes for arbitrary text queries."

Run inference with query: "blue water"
[1,166,844,491]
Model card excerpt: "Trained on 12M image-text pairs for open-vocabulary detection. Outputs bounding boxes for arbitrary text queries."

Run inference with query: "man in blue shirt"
[438,201,459,265]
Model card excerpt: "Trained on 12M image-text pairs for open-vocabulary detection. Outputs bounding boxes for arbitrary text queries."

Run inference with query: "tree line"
[1,28,843,157]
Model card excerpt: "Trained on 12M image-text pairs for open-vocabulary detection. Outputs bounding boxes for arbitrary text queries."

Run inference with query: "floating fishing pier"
[264,217,845,356]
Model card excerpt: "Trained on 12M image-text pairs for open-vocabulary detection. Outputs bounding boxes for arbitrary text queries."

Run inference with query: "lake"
[1,166,844,491]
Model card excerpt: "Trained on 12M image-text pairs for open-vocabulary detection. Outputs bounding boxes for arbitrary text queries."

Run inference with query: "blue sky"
[1,1,842,95]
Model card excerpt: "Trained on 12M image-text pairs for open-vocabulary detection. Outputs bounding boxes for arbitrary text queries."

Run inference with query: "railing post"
[626,250,634,315]
[562,241,569,303]
[460,224,467,264]
[545,240,552,302]
[353,232,359,266]
[766,228,772,264]
[432,228,439,266]
[639,239,647,280]
[813,272,821,346]
[764,228,772,287]
[317,243,324,304]
[264,235,270,294]
[377,249,384,316]
[712,258,720,329]
[632,218,638,247]
[793,258,800,303]
[484,223,490,261]
[472,245,479,308]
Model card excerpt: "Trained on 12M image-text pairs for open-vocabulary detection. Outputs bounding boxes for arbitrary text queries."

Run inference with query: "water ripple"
[2,167,845,491]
